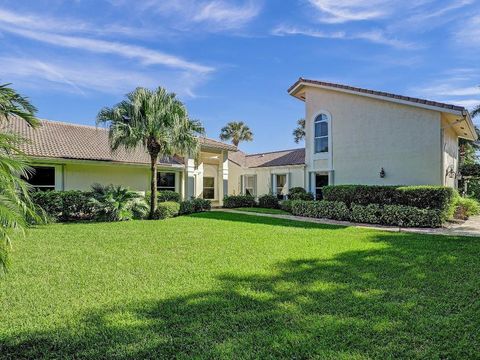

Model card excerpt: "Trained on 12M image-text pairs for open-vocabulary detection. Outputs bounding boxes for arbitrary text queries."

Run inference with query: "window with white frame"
[245,175,255,197]
[203,177,215,199]
[157,172,176,191]
[314,113,329,153]
[25,166,55,191]
[276,174,287,200]
[315,174,329,200]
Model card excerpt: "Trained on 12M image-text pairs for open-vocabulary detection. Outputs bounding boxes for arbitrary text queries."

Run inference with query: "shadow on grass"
[2,232,479,359]
[190,211,347,230]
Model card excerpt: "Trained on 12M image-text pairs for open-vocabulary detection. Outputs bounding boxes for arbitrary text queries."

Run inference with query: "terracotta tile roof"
[229,148,305,168]
[4,118,235,165]
[288,78,467,113]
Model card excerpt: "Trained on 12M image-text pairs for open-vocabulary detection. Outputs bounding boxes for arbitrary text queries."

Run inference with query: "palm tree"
[293,118,305,143]
[472,104,480,119]
[219,121,253,147]
[0,83,41,273]
[97,87,204,219]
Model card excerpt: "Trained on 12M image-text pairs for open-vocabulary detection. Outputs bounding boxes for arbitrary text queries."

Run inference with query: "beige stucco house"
[7,78,477,203]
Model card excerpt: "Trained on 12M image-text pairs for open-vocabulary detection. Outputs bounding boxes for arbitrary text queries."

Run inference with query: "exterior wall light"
[379,167,386,178]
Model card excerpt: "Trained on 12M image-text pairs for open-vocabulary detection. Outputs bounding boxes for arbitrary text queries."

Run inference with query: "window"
[314,113,329,153]
[245,175,255,197]
[25,166,55,191]
[157,172,176,191]
[276,174,287,200]
[203,177,215,199]
[315,174,329,200]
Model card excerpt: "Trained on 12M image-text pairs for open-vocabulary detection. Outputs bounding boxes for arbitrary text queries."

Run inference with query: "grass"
[1,212,479,359]
[235,207,289,215]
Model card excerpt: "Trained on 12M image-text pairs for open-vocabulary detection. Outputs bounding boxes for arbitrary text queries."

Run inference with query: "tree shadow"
[2,232,479,359]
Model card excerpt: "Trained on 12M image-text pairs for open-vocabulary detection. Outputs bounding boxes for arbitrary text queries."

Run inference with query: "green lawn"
[1,212,479,359]
[235,207,289,215]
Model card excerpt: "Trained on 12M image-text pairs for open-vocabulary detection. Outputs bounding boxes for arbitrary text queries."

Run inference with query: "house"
[6,78,477,203]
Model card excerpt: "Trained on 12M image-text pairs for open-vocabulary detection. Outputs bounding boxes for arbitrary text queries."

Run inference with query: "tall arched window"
[314,113,329,153]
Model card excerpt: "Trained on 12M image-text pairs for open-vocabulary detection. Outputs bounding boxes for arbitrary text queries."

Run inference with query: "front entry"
[203,176,215,200]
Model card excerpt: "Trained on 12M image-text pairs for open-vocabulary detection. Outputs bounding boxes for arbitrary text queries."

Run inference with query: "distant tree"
[219,121,253,147]
[293,118,305,143]
[97,87,204,219]
[0,83,42,273]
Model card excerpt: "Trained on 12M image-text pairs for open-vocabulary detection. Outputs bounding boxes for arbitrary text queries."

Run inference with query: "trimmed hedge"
[288,187,314,201]
[179,198,212,215]
[155,201,180,219]
[322,185,455,212]
[223,195,256,208]
[31,190,95,221]
[290,200,443,227]
[258,194,279,209]
[280,200,293,213]
[158,190,181,203]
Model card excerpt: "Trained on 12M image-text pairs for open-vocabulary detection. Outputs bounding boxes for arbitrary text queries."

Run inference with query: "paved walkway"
[214,209,480,237]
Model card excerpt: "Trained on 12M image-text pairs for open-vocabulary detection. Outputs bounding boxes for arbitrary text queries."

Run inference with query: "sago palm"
[0,83,41,273]
[219,121,253,147]
[97,87,204,219]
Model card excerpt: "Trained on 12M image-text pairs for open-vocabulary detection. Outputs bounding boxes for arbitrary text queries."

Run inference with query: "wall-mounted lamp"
[445,165,457,179]
[379,167,386,178]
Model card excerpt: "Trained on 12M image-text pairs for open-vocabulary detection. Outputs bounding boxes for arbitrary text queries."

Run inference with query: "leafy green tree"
[97,87,204,219]
[219,121,253,147]
[0,83,41,273]
[292,118,305,143]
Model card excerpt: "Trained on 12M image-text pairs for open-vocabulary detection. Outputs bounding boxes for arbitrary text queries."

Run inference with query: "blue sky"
[1,0,479,153]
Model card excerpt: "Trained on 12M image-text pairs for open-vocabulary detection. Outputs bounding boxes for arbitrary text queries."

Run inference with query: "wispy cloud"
[272,25,415,49]
[307,0,394,23]
[193,1,260,30]
[454,15,480,46]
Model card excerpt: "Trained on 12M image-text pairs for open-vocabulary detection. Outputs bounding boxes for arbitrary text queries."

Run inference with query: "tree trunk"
[149,153,158,219]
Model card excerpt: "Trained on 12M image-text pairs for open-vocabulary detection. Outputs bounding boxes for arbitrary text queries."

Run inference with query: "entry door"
[315,174,329,200]
[203,177,215,199]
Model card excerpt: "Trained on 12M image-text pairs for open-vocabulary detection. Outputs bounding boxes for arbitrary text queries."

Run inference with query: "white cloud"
[193,1,260,30]
[307,0,393,23]
[272,25,415,49]
[454,15,480,46]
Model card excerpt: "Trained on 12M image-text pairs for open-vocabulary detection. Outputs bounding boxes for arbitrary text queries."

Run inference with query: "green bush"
[350,204,381,224]
[32,190,95,221]
[381,205,442,228]
[157,190,180,203]
[155,201,180,219]
[322,185,455,212]
[288,187,314,201]
[179,198,212,215]
[291,200,350,221]
[454,197,480,220]
[258,194,279,209]
[280,200,293,213]
[223,195,256,208]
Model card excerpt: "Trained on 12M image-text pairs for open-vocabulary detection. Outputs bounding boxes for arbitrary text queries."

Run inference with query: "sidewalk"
[214,209,480,237]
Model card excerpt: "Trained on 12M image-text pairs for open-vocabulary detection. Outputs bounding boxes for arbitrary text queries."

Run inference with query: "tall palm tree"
[293,118,305,143]
[97,87,204,219]
[219,121,253,147]
[0,83,41,273]
[472,104,480,119]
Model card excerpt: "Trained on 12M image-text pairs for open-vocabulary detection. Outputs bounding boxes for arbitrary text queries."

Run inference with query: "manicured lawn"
[1,212,479,359]
[236,207,289,215]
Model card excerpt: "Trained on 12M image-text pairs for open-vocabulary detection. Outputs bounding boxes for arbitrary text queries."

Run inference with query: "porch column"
[218,151,228,205]
[185,157,195,200]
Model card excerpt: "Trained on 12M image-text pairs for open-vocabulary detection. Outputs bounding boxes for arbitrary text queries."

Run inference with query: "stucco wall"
[305,87,443,185]
[442,116,459,188]
[228,160,243,195]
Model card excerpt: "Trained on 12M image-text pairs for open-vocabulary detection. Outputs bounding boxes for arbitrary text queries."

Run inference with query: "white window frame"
[275,174,288,199]
[244,175,256,197]
[28,166,56,191]
[203,176,215,200]
[312,110,332,161]
[157,172,177,192]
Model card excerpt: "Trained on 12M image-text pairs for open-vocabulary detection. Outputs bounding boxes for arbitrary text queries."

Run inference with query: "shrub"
[288,187,314,201]
[258,194,279,209]
[89,184,148,221]
[179,198,212,215]
[291,200,350,221]
[280,200,293,213]
[454,197,480,220]
[155,201,180,219]
[157,190,181,203]
[381,205,442,228]
[350,204,381,224]
[223,195,256,208]
[179,200,195,215]
[322,185,455,212]
[32,190,95,221]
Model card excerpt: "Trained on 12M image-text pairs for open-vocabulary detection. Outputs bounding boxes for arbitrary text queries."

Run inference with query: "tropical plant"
[89,184,148,221]
[219,121,253,147]
[292,118,305,143]
[97,87,204,219]
[0,83,42,273]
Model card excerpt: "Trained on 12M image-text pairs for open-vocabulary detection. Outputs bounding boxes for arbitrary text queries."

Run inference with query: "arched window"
[314,113,329,153]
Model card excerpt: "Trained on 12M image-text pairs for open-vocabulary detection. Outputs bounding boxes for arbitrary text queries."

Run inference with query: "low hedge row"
[289,200,443,227]
[258,194,279,209]
[179,198,212,215]
[322,185,455,212]
[31,190,96,221]
[223,195,256,208]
